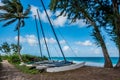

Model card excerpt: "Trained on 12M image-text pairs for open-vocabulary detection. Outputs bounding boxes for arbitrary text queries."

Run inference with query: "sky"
[0,0,118,57]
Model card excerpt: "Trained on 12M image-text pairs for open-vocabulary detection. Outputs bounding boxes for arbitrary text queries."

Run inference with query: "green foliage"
[2,53,48,64]
[49,0,113,68]
[0,55,2,62]
[11,43,22,54]
[1,55,9,60]
[0,42,11,55]
[0,0,31,62]
[0,42,22,56]
[1,54,48,74]
[9,54,47,74]
[7,54,20,64]
[0,0,31,30]
[22,54,48,63]
[14,64,40,74]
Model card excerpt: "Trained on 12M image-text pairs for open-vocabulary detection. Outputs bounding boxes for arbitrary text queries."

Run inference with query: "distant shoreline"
[51,57,118,67]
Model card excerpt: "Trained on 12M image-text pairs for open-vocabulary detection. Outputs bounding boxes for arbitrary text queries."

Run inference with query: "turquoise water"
[51,57,118,67]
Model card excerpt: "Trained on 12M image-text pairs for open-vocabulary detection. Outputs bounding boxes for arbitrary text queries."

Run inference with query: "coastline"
[52,57,118,67]
[0,60,120,80]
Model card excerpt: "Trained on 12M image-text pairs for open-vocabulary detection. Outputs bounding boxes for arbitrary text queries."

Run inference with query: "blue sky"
[0,0,118,57]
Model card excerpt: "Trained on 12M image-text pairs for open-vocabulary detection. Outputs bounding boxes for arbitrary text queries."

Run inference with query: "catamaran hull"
[46,62,85,72]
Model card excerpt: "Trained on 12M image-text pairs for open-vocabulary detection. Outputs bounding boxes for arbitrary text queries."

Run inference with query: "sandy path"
[0,60,29,80]
[0,60,120,80]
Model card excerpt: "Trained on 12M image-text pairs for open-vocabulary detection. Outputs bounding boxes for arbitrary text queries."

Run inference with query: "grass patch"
[14,64,40,74]
[1,54,48,74]
[0,55,2,62]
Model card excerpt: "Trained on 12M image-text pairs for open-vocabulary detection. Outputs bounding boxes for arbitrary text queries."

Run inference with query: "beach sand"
[0,60,120,80]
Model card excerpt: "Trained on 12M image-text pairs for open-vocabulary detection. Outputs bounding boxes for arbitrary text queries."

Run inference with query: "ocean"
[51,57,119,67]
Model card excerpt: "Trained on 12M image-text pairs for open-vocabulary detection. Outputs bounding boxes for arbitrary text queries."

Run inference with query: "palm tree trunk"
[84,14,113,68]
[112,0,120,68]
[115,47,120,68]
[93,25,113,68]
[100,37,113,68]
[17,19,23,62]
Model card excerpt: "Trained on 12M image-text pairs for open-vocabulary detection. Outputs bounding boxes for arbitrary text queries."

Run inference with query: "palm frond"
[0,0,30,30]
[0,13,16,19]
[1,0,10,4]
[16,2,23,13]
[23,4,31,16]
[2,19,17,27]
[21,20,25,27]
[0,18,11,22]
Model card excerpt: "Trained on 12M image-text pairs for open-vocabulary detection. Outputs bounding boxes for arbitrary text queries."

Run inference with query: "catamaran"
[25,0,85,72]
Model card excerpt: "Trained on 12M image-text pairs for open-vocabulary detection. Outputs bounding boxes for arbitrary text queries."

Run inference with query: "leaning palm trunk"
[115,48,120,67]
[17,19,23,62]
[99,33,113,68]
[93,24,113,68]
[84,12,113,68]
[114,34,120,68]
[49,0,113,68]
[112,0,120,68]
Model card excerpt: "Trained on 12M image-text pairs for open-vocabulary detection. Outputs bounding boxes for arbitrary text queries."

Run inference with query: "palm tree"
[0,42,11,55]
[0,0,31,63]
[111,0,120,68]
[49,0,113,68]
[11,43,22,54]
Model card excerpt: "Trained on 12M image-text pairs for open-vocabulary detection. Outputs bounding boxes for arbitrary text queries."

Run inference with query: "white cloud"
[47,37,56,44]
[26,35,37,46]
[41,10,52,23]
[31,5,39,18]
[53,16,67,27]
[31,6,67,27]
[60,40,66,44]
[75,40,93,46]
[41,37,56,44]
[31,5,52,23]
[40,38,66,45]
[90,48,101,54]
[71,19,88,27]
[63,46,70,51]
[30,5,87,28]
[15,36,26,43]
[52,11,67,27]
[15,35,37,46]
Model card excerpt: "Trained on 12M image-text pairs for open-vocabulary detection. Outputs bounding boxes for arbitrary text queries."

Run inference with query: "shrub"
[15,64,40,74]
[22,54,48,63]
[1,55,9,60]
[8,54,20,64]
[22,54,37,62]
[1,53,48,64]
[0,56,2,62]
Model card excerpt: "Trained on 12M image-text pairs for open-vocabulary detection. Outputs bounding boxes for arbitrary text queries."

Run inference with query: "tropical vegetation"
[0,0,31,63]
[49,0,114,68]
[0,42,48,63]
[0,0,119,69]
[0,42,11,56]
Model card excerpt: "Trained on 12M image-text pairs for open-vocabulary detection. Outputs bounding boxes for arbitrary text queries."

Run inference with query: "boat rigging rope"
[34,15,43,57]
[57,29,78,57]
[36,9,51,60]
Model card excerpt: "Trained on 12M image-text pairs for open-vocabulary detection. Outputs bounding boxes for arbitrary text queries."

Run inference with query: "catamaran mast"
[36,9,51,60]
[34,15,43,57]
[40,0,67,62]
